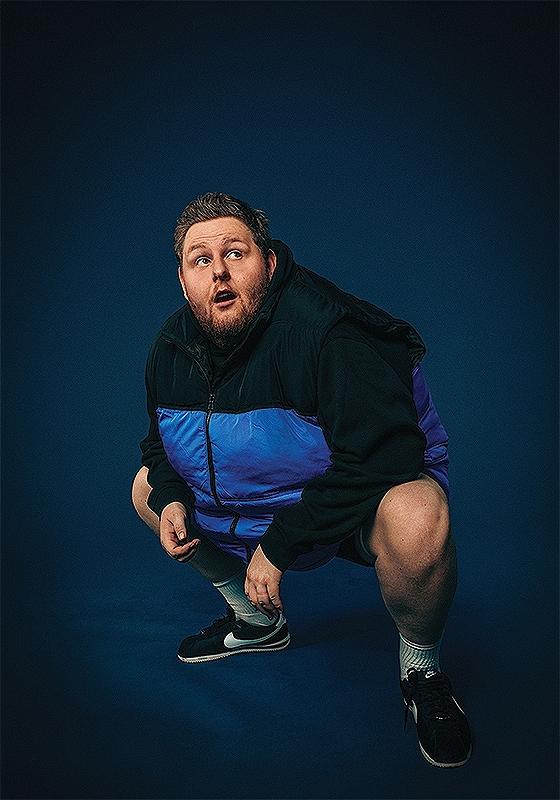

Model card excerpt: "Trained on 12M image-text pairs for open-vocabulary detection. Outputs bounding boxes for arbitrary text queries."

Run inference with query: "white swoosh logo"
[223,617,283,649]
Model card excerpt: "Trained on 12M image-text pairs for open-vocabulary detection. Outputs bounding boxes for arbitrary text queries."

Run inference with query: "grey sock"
[184,535,275,626]
[399,633,442,680]
[213,570,278,626]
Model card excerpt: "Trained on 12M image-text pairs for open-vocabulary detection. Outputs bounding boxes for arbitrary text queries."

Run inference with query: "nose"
[212,259,230,281]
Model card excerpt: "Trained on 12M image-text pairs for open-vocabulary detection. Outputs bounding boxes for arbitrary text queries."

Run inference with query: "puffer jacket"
[140,240,449,571]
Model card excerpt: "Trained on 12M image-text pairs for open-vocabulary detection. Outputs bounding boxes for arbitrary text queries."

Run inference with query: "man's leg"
[364,473,456,647]
[131,467,289,661]
[359,473,471,767]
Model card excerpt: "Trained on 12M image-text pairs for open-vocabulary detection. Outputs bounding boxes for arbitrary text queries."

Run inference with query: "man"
[131,192,472,768]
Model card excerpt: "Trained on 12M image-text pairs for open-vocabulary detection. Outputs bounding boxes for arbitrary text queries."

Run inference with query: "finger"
[172,537,200,551]
[160,522,184,546]
[255,588,276,615]
[161,541,180,560]
[159,519,174,539]
[160,525,178,546]
[246,582,259,607]
[173,520,188,542]
[259,582,283,613]
[169,545,198,563]
[162,521,190,546]
[161,508,186,536]
[267,591,283,612]
[161,538,200,561]
[173,539,200,562]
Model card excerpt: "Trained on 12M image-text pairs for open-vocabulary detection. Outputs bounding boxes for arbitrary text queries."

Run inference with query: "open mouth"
[214,289,237,307]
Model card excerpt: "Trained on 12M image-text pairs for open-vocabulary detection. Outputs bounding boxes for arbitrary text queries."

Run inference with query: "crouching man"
[132,191,472,768]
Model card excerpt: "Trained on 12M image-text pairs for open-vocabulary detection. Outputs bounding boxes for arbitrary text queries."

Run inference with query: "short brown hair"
[173,192,272,266]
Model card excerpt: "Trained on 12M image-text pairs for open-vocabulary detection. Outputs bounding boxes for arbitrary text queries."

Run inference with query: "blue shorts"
[188,469,449,572]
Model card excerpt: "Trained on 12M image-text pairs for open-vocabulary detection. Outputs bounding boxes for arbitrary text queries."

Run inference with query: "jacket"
[140,240,449,571]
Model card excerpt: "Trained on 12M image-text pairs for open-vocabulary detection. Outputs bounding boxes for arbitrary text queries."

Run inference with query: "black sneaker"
[177,607,290,663]
[400,668,472,768]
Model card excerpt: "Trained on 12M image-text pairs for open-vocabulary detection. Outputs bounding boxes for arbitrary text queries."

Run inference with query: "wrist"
[161,500,188,515]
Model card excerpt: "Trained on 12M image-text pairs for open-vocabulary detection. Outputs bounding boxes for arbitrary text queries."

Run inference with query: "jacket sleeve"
[258,321,427,571]
[139,344,196,519]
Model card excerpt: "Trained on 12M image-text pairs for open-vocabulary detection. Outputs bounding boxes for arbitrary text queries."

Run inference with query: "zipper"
[206,393,249,563]
[205,391,222,507]
[206,391,250,560]
[205,412,251,559]
[161,334,222,509]
[161,332,252,557]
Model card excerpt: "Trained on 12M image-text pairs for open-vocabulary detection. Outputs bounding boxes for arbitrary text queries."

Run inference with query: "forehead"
[183,217,254,251]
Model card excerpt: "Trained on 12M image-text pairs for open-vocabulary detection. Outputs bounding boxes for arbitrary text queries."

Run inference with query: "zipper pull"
[208,392,215,411]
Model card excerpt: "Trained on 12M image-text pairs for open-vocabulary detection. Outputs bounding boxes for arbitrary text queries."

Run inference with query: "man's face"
[178,217,277,347]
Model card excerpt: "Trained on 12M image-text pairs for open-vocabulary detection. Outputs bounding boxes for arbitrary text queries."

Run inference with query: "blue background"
[2,2,558,798]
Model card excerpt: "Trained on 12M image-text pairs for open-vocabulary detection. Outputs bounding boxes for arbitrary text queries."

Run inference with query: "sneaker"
[400,668,472,768]
[177,607,290,663]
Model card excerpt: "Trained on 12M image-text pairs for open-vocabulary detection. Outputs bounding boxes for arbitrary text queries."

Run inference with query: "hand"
[159,502,200,562]
[245,545,284,614]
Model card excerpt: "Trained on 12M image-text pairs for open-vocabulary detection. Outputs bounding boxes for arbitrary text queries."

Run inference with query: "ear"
[178,266,189,301]
[266,249,277,278]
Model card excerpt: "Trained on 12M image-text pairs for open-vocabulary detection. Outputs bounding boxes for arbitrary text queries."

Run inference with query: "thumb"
[175,520,187,541]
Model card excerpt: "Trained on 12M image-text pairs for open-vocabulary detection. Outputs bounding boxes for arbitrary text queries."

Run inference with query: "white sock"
[213,570,278,626]
[399,632,442,680]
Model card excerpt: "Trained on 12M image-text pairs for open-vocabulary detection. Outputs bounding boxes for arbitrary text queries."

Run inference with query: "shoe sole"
[178,633,291,663]
[404,698,472,768]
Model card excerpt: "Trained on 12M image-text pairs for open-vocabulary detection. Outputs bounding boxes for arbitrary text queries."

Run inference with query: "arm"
[258,320,427,571]
[139,343,196,520]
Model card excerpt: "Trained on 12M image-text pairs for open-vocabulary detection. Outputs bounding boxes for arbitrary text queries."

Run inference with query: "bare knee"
[131,466,150,513]
[131,466,159,533]
[369,479,452,575]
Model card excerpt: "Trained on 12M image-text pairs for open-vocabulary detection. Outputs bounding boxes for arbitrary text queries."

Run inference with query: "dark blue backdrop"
[2,2,558,798]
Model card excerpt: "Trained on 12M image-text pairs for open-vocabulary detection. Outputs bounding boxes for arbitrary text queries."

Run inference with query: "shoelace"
[232,611,280,634]
[403,669,455,731]
[199,610,234,636]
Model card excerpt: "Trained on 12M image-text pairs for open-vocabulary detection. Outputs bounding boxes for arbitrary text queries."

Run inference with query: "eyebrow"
[186,237,249,256]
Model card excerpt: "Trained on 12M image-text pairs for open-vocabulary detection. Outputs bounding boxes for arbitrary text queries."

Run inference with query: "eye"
[226,249,243,260]
[194,256,211,267]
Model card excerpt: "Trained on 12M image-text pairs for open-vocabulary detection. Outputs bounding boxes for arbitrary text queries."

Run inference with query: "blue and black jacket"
[140,240,449,571]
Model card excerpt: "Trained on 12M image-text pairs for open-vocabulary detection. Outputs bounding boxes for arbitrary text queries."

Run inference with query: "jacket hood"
[159,238,426,366]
